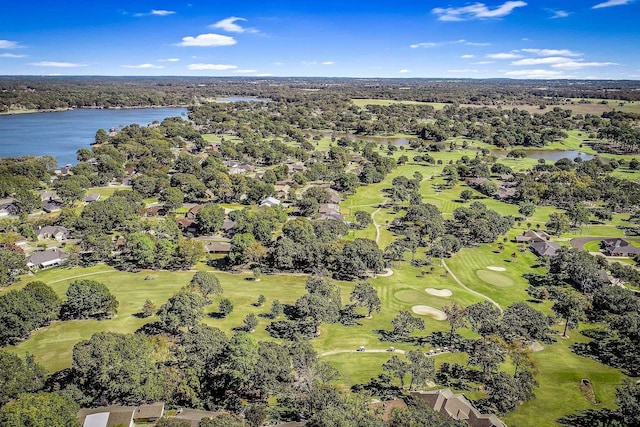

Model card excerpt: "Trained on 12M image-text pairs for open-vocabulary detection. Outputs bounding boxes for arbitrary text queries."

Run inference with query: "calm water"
[491,149,595,162]
[0,107,187,165]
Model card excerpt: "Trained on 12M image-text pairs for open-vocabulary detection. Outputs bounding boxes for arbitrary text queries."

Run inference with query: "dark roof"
[204,241,231,253]
[134,403,164,420]
[28,248,65,266]
[602,238,640,255]
[530,240,561,257]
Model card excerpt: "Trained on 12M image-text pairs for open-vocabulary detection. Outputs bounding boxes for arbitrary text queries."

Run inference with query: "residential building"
[411,389,506,427]
[27,248,66,269]
[602,238,640,257]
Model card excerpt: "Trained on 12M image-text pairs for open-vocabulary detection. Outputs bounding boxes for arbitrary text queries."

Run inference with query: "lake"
[491,149,595,162]
[0,107,187,165]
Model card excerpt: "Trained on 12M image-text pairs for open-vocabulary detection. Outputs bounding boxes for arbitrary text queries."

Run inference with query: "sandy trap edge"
[376,268,394,277]
[425,288,453,297]
[486,266,506,272]
[412,305,447,320]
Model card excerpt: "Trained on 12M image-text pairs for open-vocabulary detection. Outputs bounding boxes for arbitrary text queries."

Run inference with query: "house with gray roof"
[530,240,561,257]
[411,389,506,427]
[27,248,66,269]
[37,225,69,241]
[602,238,640,257]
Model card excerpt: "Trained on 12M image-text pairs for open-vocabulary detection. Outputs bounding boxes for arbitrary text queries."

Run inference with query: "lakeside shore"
[0,104,190,116]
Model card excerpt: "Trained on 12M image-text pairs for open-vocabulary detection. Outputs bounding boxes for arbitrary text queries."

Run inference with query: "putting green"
[394,290,428,304]
[476,270,514,288]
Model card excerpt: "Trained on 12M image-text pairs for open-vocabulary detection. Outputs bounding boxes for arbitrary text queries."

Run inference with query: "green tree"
[0,248,28,286]
[55,177,87,206]
[197,204,225,235]
[354,210,373,229]
[219,298,234,317]
[391,310,425,337]
[141,299,156,318]
[349,281,381,318]
[62,280,118,319]
[406,349,435,390]
[0,351,47,405]
[157,419,191,427]
[199,413,245,426]
[518,201,536,219]
[161,187,184,212]
[566,203,591,230]
[188,271,222,300]
[552,288,587,337]
[616,380,640,427]
[546,212,570,236]
[269,300,283,318]
[382,355,409,388]
[175,238,205,268]
[157,291,206,333]
[460,189,473,202]
[72,332,161,405]
[244,313,258,332]
[442,302,467,346]
[0,392,80,427]
[256,294,266,307]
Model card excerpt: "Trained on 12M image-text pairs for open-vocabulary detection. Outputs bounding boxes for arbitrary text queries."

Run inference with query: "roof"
[78,406,135,427]
[134,402,164,420]
[204,241,231,253]
[319,203,340,214]
[43,200,64,212]
[222,219,236,231]
[603,238,640,255]
[187,204,204,218]
[171,409,221,427]
[515,230,549,242]
[85,193,101,202]
[530,240,561,257]
[28,248,65,267]
[411,389,506,427]
[260,196,281,207]
[37,225,69,238]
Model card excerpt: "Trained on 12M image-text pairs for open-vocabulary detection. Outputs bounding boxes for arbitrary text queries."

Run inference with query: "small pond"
[492,149,596,162]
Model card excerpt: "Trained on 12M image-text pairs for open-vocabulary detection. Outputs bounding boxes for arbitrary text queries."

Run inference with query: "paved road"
[570,236,610,249]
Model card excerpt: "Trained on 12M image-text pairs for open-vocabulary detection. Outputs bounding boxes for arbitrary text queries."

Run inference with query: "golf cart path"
[441,260,503,313]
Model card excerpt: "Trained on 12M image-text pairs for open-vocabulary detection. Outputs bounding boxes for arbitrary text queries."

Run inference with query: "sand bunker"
[412,305,447,320]
[486,266,507,272]
[529,341,544,352]
[376,268,394,277]
[425,288,453,297]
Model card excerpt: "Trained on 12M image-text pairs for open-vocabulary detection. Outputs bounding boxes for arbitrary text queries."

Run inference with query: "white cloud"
[134,9,175,17]
[187,63,238,70]
[159,58,180,62]
[273,62,284,66]
[432,1,527,21]
[211,17,258,33]
[548,9,570,18]
[504,69,566,78]
[302,61,317,65]
[398,69,410,73]
[0,53,26,58]
[472,61,495,64]
[521,48,582,57]
[552,61,618,69]
[235,69,257,73]
[512,56,573,65]
[178,33,236,47]
[461,54,475,59]
[465,41,491,46]
[0,40,21,49]
[487,52,522,59]
[322,61,334,65]
[122,63,164,69]
[411,42,438,48]
[592,0,633,9]
[29,61,87,68]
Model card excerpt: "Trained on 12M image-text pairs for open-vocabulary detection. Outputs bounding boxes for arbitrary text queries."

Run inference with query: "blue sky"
[1,0,638,79]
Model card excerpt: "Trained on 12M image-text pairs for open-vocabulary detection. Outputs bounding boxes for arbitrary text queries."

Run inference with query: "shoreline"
[0,104,190,116]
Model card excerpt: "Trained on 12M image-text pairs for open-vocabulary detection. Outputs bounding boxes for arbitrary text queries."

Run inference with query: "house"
[27,248,66,269]
[78,406,134,427]
[286,161,307,173]
[602,238,640,257]
[144,206,166,217]
[40,191,60,202]
[515,230,551,243]
[43,200,64,213]
[176,218,198,234]
[186,204,204,220]
[530,240,561,257]
[274,184,291,199]
[134,403,165,422]
[37,225,69,241]
[85,193,101,203]
[170,409,221,427]
[204,241,231,254]
[325,188,341,204]
[319,203,340,215]
[260,196,281,208]
[222,219,236,236]
[320,212,345,222]
[411,389,506,427]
